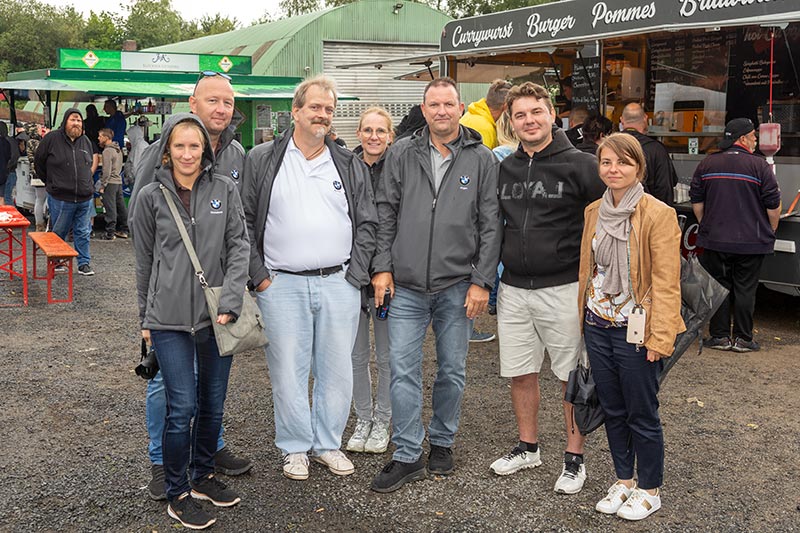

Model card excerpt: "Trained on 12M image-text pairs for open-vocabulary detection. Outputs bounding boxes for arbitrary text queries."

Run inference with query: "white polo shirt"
[263,138,353,271]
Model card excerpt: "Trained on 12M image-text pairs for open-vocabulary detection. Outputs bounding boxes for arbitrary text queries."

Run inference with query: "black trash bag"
[659,254,729,385]
[564,363,605,435]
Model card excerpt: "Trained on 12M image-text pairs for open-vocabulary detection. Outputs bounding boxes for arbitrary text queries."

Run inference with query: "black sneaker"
[78,264,95,276]
[148,463,166,501]
[732,337,760,353]
[190,473,241,507]
[214,446,253,476]
[168,492,216,530]
[371,458,427,493]
[703,336,732,351]
[428,445,454,475]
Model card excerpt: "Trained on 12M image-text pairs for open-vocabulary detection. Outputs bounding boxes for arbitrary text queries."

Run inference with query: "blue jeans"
[584,323,664,489]
[388,281,472,463]
[256,270,360,455]
[47,195,92,267]
[146,370,226,465]
[488,262,503,307]
[351,299,391,423]
[150,328,233,501]
[4,171,16,204]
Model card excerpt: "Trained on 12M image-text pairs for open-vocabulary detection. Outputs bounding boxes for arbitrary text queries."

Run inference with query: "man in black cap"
[689,118,782,352]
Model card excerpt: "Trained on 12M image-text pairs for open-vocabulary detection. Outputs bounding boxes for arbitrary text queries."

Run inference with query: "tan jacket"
[578,193,686,356]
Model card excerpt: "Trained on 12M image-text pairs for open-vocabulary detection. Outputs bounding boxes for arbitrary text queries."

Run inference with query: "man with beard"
[34,109,95,275]
[242,75,377,481]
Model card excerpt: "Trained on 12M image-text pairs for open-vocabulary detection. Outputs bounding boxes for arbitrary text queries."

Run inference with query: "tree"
[124,0,182,49]
[443,0,554,19]
[0,0,85,80]
[278,0,321,18]
[181,14,239,41]
[84,11,124,50]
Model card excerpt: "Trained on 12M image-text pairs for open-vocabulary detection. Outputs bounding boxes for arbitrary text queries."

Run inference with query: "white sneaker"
[346,419,372,453]
[282,453,309,480]
[312,449,355,476]
[553,461,587,494]
[364,420,390,453]
[489,446,542,476]
[595,481,633,514]
[616,487,661,521]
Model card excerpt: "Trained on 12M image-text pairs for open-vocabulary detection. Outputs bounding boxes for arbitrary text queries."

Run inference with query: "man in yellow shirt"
[459,79,512,149]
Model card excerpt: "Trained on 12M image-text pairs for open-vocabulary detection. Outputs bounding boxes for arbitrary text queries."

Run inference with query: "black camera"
[135,339,159,380]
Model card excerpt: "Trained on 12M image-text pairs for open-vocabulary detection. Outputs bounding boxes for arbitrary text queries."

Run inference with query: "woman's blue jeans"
[151,327,232,501]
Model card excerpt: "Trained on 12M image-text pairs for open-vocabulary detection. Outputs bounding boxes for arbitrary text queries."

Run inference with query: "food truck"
[341,1,800,294]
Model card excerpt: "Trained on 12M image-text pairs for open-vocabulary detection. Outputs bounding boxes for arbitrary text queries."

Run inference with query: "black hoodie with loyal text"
[499,128,606,290]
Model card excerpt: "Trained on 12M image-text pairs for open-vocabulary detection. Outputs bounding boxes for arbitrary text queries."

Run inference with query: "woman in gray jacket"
[132,115,249,530]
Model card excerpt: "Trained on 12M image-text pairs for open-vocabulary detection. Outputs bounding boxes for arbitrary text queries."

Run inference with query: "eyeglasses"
[360,127,390,138]
[193,71,232,94]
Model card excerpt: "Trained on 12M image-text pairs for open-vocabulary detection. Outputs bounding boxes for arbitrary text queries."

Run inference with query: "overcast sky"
[41,0,283,29]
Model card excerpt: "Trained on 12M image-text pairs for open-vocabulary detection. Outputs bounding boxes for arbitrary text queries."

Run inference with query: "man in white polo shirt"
[241,75,377,481]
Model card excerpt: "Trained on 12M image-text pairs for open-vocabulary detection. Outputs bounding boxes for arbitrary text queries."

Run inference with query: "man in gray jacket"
[370,77,501,493]
[97,128,129,240]
[242,75,377,482]
[129,72,245,222]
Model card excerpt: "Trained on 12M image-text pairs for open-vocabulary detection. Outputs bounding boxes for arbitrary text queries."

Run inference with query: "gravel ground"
[1,237,799,532]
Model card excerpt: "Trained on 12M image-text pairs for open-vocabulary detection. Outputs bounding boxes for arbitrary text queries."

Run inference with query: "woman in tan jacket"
[577,133,684,521]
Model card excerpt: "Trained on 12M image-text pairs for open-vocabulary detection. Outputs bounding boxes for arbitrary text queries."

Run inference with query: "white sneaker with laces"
[553,461,587,494]
[282,453,310,480]
[489,446,542,476]
[364,420,390,453]
[312,449,355,476]
[616,487,661,521]
[595,482,633,514]
[346,419,372,453]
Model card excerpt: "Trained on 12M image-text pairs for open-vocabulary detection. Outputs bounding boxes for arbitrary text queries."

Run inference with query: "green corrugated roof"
[147,0,451,76]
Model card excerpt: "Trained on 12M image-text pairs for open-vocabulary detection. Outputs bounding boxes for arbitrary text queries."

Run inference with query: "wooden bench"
[29,232,79,304]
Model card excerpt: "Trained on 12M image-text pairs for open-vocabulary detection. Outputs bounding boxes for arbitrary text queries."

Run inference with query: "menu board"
[648,32,734,105]
[730,25,800,102]
[571,56,601,112]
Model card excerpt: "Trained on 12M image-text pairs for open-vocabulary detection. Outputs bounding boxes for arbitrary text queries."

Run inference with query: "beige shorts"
[497,281,585,382]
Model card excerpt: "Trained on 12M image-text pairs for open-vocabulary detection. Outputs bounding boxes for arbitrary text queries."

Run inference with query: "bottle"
[376,289,392,320]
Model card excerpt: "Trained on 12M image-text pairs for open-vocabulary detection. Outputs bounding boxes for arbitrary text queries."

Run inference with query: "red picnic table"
[0,205,30,306]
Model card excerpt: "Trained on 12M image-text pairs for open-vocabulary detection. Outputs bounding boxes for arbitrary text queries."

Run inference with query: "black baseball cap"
[719,118,755,150]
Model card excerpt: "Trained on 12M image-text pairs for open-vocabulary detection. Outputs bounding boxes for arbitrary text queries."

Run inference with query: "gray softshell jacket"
[373,125,502,293]
[240,128,378,290]
[131,114,250,332]
[129,118,245,223]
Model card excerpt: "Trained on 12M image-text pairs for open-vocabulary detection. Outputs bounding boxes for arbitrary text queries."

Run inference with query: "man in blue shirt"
[103,99,132,147]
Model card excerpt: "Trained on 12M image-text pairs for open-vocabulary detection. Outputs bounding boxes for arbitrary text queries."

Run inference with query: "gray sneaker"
[703,336,732,351]
[346,419,372,453]
[489,445,542,476]
[364,420,390,453]
[732,337,760,353]
[77,264,95,276]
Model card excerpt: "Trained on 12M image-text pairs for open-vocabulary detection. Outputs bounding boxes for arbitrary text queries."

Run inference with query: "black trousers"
[699,250,764,341]
[101,183,129,235]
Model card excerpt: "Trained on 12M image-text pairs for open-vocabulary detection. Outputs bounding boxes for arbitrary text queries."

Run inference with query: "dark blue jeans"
[151,328,232,501]
[584,324,664,490]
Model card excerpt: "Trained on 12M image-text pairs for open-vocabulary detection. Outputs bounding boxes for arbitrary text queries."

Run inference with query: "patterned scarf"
[595,182,644,296]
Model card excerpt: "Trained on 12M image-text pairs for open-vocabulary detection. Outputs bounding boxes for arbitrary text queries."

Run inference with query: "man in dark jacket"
[34,108,95,275]
[129,72,245,221]
[490,82,605,495]
[242,75,377,482]
[370,77,501,493]
[690,118,781,352]
[620,102,678,206]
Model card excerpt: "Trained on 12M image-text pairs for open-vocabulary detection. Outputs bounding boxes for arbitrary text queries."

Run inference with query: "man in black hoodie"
[34,109,95,275]
[490,82,605,494]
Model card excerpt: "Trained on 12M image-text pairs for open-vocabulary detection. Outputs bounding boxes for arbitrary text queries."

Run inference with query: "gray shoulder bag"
[160,184,268,356]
